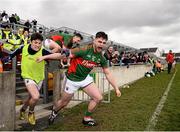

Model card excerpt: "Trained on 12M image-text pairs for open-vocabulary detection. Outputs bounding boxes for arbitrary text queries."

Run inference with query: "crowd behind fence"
[0,9,167,91]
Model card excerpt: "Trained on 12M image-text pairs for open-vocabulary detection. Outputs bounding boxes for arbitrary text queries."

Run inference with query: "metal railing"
[72,69,111,103]
[52,68,111,104]
[0,22,49,36]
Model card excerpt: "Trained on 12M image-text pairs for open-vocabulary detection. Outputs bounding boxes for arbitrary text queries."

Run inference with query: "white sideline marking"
[145,70,177,131]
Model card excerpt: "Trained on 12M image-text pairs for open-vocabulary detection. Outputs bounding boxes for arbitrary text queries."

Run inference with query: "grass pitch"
[46,64,179,131]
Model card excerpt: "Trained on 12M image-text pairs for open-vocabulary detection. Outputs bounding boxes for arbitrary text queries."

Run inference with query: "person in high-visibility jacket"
[7,33,53,125]
[21,30,30,46]
[17,28,24,38]
[8,33,22,50]
[1,25,14,51]
[0,29,2,39]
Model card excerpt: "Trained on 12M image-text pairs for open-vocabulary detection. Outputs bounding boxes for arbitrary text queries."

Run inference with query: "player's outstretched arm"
[50,40,61,53]
[103,67,121,97]
[36,53,65,63]
[36,48,71,62]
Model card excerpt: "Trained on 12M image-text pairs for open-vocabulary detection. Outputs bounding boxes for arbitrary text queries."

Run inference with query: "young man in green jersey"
[36,31,121,126]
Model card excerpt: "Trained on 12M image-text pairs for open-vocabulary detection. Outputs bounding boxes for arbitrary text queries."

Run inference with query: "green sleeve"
[101,55,108,67]
[71,47,87,57]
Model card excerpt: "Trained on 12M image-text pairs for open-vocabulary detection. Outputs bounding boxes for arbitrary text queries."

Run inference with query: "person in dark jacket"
[32,19,37,32]
[24,20,32,32]
[9,14,17,24]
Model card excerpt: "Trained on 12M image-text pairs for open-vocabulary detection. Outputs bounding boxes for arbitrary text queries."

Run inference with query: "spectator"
[2,14,9,27]
[64,30,69,34]
[122,52,131,66]
[142,51,149,63]
[119,51,125,66]
[137,52,143,63]
[14,13,20,23]
[104,46,114,66]
[155,60,162,73]
[8,31,22,50]
[32,19,37,32]
[0,13,2,22]
[130,53,137,64]
[21,30,30,45]
[9,14,17,23]
[1,10,7,18]
[1,25,14,51]
[59,30,63,33]
[17,28,24,38]
[39,27,43,34]
[166,50,174,74]
[9,14,17,29]
[24,20,32,32]
[111,50,120,65]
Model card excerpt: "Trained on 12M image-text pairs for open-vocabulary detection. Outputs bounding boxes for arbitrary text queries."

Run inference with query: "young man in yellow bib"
[7,33,53,125]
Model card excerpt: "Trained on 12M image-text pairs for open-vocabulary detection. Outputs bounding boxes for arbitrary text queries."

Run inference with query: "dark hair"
[4,24,10,28]
[74,33,83,40]
[95,31,108,40]
[31,33,43,42]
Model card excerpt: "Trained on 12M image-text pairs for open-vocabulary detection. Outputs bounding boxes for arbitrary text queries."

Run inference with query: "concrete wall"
[109,64,152,87]
[0,71,16,131]
[94,64,152,97]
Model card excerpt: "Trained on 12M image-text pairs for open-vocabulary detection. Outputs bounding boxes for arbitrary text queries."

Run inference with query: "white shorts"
[64,75,93,94]
[24,79,43,90]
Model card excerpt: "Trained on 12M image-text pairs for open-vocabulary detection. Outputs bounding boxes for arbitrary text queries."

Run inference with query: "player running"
[36,31,121,126]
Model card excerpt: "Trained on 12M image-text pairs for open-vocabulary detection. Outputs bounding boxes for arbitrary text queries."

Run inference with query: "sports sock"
[85,111,92,117]
[21,104,28,111]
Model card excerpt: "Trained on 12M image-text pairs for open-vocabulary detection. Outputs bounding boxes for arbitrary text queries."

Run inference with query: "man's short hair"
[95,31,108,40]
[4,24,10,29]
[31,33,44,42]
[74,33,83,40]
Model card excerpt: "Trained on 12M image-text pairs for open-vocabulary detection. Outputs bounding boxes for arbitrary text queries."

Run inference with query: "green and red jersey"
[66,44,108,81]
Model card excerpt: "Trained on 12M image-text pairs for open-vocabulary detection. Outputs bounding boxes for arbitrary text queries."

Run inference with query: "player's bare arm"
[103,67,121,97]
[36,53,66,62]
